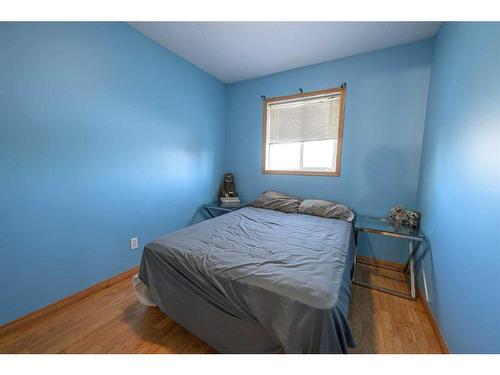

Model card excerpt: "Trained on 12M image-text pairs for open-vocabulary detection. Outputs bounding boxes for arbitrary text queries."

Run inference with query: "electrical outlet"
[130,237,138,251]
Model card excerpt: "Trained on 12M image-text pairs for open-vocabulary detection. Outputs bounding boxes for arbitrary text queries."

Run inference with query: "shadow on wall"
[356,147,416,263]
[358,146,415,215]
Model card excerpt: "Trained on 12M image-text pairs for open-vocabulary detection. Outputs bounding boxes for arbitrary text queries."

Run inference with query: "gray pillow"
[298,199,355,222]
[250,191,300,213]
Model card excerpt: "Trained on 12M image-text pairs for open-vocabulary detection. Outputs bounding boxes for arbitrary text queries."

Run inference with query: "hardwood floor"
[349,262,443,353]
[0,264,444,354]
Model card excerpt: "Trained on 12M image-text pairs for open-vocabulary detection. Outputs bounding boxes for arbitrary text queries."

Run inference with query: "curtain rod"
[261,82,346,100]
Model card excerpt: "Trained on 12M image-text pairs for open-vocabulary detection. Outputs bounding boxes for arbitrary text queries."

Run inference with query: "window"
[262,86,346,176]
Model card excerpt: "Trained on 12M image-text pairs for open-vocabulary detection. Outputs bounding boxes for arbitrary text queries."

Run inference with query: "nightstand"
[199,201,248,219]
[353,215,426,300]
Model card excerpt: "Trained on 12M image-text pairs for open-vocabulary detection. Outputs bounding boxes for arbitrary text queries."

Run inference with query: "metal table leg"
[351,229,359,282]
[353,233,420,300]
[408,240,416,299]
[201,207,216,219]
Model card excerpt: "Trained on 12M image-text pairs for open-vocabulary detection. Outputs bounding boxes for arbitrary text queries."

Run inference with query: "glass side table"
[199,201,248,219]
[353,215,426,300]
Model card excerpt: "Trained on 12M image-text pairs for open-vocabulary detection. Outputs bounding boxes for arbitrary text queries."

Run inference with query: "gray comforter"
[138,206,356,353]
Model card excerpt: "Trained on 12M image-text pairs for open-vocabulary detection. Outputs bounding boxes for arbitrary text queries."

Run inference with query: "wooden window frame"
[261,86,346,177]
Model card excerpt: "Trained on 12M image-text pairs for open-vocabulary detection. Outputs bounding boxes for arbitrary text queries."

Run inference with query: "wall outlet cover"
[130,237,139,250]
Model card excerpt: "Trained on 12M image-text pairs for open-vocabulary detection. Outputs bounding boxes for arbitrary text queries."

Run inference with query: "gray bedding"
[138,206,356,353]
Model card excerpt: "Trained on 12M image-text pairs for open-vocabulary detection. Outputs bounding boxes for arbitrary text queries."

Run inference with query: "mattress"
[138,206,356,353]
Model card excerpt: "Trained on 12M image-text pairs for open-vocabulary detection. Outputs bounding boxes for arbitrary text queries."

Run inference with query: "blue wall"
[4,22,498,355]
[416,23,500,353]
[225,40,434,262]
[0,23,226,324]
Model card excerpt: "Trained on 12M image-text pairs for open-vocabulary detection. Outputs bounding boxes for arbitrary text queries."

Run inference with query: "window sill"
[262,169,340,177]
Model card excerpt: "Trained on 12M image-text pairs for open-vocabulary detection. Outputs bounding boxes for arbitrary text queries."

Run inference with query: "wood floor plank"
[0,264,443,354]
[349,263,443,353]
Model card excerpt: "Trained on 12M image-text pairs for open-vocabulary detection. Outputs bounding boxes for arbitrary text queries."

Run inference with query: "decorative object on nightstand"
[388,205,421,229]
[388,205,407,223]
[352,215,426,300]
[407,210,421,228]
[218,173,240,204]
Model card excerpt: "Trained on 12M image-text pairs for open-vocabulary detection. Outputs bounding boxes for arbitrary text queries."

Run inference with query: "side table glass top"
[354,215,425,240]
[201,201,248,211]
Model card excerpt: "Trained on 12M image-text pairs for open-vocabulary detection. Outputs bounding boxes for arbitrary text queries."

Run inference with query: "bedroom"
[1,1,499,373]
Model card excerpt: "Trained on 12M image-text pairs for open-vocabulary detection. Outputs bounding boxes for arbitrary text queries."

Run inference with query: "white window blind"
[267,94,340,145]
[263,87,345,176]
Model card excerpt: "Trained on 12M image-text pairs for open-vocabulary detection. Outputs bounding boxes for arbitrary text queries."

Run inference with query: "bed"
[137,206,356,353]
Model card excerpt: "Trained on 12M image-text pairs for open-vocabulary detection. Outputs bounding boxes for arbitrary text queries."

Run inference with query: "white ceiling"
[130,22,441,84]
